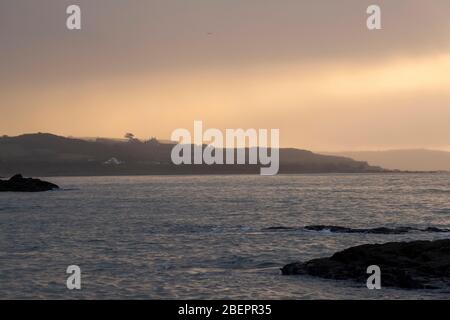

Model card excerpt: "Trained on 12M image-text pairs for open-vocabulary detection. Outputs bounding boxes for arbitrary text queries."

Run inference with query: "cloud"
[2,0,450,87]
[1,0,450,150]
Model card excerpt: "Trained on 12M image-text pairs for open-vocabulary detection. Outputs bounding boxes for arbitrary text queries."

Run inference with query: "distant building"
[103,157,123,165]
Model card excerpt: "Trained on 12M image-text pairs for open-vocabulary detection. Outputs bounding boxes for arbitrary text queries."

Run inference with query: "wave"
[422,188,450,194]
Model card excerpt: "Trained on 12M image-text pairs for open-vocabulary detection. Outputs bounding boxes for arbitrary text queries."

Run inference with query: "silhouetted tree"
[124,133,143,144]
[124,133,136,142]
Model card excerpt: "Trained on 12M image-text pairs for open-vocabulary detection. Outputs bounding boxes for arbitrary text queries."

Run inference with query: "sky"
[1,0,450,151]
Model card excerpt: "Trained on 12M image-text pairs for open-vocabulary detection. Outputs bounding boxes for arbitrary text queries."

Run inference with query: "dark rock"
[425,227,449,233]
[265,226,297,231]
[0,174,59,192]
[281,239,450,289]
[264,225,450,234]
[304,225,416,234]
[304,225,354,233]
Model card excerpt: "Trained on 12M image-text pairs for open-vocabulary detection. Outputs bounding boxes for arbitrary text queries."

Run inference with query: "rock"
[265,226,297,231]
[304,225,416,234]
[0,174,59,192]
[281,239,450,289]
[264,225,450,234]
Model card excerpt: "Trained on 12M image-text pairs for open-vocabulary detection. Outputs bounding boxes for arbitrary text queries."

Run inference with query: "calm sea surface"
[0,173,449,299]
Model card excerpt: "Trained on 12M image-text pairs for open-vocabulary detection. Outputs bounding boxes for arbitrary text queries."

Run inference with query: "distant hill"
[329,149,450,172]
[0,133,384,176]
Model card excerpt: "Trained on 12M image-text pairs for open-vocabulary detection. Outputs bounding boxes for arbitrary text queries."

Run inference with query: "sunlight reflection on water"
[0,173,449,299]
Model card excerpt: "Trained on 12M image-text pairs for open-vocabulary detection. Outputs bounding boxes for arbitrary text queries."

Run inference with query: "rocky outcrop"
[0,174,59,192]
[281,239,450,289]
[265,225,450,234]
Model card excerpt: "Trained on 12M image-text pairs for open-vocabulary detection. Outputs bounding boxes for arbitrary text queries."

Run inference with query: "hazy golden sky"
[1,0,450,151]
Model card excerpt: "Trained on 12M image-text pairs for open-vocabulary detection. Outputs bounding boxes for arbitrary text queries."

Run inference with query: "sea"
[0,173,449,299]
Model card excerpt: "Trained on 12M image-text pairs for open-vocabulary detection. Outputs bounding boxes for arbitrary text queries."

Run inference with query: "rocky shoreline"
[282,238,450,290]
[0,174,59,192]
[265,225,450,234]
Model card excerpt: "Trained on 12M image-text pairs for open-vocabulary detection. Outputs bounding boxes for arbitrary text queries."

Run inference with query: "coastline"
[3,171,447,179]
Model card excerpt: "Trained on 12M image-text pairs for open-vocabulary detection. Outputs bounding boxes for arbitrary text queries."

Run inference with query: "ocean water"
[0,173,449,300]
